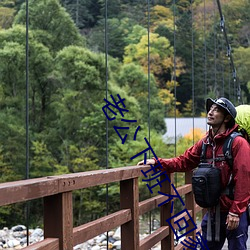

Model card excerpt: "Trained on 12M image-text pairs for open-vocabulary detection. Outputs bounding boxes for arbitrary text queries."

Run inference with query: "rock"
[113,227,120,240]
[11,226,26,232]
[7,239,20,247]
[100,240,108,246]
[113,240,121,249]
[0,230,7,238]
[95,234,106,243]
[30,228,43,238]
[0,225,161,249]
[92,245,101,250]
[107,231,114,237]
[87,238,94,245]
[108,236,116,243]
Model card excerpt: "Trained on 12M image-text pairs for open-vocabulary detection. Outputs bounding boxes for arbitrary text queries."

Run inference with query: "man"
[138,97,250,250]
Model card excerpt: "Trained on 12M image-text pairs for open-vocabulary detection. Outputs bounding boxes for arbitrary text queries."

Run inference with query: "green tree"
[14,0,84,52]
[116,63,165,132]
[0,6,15,29]
[61,0,101,29]
[234,46,250,102]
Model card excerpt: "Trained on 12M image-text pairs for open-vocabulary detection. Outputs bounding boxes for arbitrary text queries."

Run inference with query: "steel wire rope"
[217,14,226,96]
[202,0,210,135]
[215,0,242,104]
[147,0,152,234]
[104,0,109,248]
[25,0,30,245]
[213,0,218,95]
[191,0,195,145]
[218,31,225,96]
[172,0,178,192]
[204,0,207,98]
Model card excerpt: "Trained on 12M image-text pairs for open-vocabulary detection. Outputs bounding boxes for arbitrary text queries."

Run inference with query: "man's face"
[207,104,226,127]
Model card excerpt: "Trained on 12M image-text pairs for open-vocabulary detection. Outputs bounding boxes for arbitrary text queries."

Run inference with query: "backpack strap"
[223,132,242,200]
[200,142,208,163]
[223,131,242,169]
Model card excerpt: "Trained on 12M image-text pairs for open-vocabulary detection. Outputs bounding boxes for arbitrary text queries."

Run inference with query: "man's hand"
[137,159,156,166]
[226,213,240,230]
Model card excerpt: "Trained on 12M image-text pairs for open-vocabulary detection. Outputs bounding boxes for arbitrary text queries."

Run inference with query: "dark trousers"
[201,210,249,250]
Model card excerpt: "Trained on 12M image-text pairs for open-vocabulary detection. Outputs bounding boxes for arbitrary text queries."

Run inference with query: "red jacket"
[156,124,250,216]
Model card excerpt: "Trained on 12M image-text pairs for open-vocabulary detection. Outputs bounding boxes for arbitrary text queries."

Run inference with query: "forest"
[0,0,249,227]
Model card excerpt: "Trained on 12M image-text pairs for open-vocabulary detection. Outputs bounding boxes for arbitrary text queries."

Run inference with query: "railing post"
[44,192,73,250]
[120,178,139,250]
[161,173,174,250]
[185,171,196,238]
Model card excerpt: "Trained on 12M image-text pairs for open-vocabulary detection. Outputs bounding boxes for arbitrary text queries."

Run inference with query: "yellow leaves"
[184,128,205,142]
[149,5,174,32]
[158,88,175,105]
[0,7,15,29]
[182,99,193,114]
[166,80,180,91]
[124,32,173,75]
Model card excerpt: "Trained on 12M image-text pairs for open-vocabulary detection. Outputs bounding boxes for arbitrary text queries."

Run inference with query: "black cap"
[206,97,237,119]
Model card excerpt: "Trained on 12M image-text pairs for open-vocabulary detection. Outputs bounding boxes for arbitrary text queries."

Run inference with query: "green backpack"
[235,105,250,142]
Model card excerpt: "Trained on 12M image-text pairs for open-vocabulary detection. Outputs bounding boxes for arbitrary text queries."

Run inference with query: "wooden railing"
[0,165,204,250]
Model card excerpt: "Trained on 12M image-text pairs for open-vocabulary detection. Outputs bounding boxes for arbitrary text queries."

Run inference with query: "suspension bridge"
[0,0,248,249]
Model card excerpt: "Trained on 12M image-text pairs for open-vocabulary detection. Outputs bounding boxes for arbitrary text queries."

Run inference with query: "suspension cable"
[25,0,30,246]
[216,0,242,104]
[191,0,195,145]
[213,0,217,94]
[104,0,109,248]
[203,0,207,97]
[172,0,178,191]
[147,0,152,234]
[147,1,151,151]
[173,0,177,157]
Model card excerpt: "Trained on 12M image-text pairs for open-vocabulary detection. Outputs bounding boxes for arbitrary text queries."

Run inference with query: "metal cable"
[216,0,242,103]
[191,0,195,145]
[173,0,177,157]
[147,0,152,234]
[25,0,30,245]
[172,0,178,190]
[104,0,109,247]
[213,0,217,94]
[204,0,207,97]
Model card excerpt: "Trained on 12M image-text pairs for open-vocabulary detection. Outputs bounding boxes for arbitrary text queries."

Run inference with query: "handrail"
[0,165,203,249]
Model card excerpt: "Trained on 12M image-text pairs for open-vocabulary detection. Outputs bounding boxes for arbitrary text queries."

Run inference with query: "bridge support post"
[161,173,175,250]
[185,171,196,239]
[44,192,73,250]
[120,178,139,250]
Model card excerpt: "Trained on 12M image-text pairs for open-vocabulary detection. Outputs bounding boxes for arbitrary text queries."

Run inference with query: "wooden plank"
[140,226,169,250]
[44,192,73,250]
[139,194,164,215]
[73,209,131,245]
[176,184,192,196]
[22,238,59,250]
[173,209,193,229]
[139,185,192,216]
[58,165,151,192]
[120,178,139,250]
[0,177,59,206]
[0,166,151,206]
